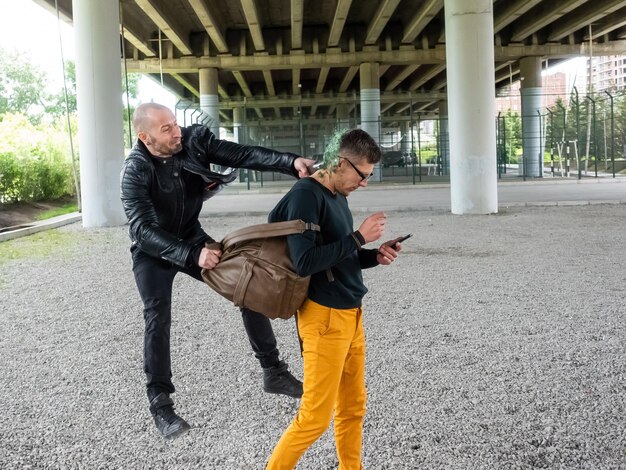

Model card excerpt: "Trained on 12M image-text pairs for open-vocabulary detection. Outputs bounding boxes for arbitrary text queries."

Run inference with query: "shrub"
[0,153,20,203]
[0,114,76,204]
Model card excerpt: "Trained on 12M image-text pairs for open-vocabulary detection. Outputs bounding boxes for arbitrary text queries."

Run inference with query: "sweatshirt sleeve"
[358,249,379,269]
[281,188,362,277]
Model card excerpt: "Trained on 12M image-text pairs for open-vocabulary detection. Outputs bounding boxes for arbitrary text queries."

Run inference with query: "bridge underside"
[32,0,626,125]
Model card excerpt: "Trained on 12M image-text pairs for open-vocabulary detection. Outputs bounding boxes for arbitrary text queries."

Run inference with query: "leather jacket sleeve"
[186,125,300,176]
[120,157,194,267]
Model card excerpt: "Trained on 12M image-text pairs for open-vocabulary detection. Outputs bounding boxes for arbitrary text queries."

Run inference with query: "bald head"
[133,103,182,157]
[133,102,172,134]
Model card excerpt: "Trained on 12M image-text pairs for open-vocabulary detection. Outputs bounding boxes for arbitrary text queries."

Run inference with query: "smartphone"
[389,233,412,247]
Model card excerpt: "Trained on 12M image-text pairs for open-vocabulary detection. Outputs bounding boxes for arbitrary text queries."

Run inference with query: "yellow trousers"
[267,299,367,470]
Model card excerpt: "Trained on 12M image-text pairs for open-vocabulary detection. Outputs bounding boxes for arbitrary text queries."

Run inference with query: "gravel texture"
[1,204,625,469]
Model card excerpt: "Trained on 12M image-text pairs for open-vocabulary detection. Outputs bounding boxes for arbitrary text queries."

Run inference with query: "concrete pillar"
[336,104,351,130]
[359,62,381,180]
[199,68,220,136]
[233,107,244,144]
[444,0,497,214]
[72,0,125,227]
[400,121,411,154]
[519,56,543,177]
[438,100,450,175]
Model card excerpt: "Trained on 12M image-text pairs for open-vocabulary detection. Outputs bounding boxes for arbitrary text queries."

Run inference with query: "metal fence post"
[573,87,581,180]
[605,91,615,178]
[588,95,598,178]
[537,109,543,177]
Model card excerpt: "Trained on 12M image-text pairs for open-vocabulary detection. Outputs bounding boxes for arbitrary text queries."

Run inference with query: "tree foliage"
[0,46,143,204]
[45,60,77,120]
[0,47,48,124]
[544,90,626,164]
[0,114,75,203]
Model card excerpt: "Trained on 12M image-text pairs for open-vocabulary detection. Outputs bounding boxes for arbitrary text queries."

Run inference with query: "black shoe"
[149,393,191,439]
[263,361,303,398]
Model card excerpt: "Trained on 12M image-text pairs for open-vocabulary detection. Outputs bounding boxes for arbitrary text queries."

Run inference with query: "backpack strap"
[221,219,333,282]
[222,220,320,249]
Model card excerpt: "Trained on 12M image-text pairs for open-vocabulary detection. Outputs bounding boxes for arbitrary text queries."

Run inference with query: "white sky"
[1,0,590,107]
[0,0,175,107]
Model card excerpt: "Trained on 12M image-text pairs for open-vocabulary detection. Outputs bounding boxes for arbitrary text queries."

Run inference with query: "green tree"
[0,113,75,203]
[45,60,77,120]
[504,109,522,163]
[0,47,48,124]
[614,91,626,160]
[122,73,141,148]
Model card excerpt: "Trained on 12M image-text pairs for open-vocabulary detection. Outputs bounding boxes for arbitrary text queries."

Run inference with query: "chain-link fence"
[497,87,626,180]
[176,88,626,189]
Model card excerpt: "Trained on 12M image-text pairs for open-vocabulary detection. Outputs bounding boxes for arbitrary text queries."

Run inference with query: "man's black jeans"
[131,248,280,400]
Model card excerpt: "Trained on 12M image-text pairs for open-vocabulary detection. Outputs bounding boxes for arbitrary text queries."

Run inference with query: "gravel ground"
[1,204,625,469]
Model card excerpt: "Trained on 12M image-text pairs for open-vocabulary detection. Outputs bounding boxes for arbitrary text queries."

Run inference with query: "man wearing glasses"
[263,129,404,469]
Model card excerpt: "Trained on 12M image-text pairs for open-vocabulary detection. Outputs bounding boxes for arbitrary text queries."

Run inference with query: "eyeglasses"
[341,158,374,182]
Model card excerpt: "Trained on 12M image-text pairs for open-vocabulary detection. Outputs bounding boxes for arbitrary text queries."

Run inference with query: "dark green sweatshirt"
[268,177,379,309]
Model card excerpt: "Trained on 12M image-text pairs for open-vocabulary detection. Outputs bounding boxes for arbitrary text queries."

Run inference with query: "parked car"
[382,151,405,167]
[383,151,417,167]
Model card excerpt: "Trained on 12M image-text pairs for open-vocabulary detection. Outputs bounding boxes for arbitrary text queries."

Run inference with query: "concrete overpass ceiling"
[617,26,626,39]
[546,0,626,42]
[32,0,626,122]
[506,0,591,43]
[32,0,72,22]
[584,7,626,40]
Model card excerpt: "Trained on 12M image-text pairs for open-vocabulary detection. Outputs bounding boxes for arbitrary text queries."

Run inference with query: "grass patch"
[0,229,76,268]
[35,203,79,221]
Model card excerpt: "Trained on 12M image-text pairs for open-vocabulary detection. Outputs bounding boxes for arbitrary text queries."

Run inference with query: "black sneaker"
[263,361,303,398]
[149,393,191,439]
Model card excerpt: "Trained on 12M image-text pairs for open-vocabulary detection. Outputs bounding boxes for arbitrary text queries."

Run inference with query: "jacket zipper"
[177,160,185,237]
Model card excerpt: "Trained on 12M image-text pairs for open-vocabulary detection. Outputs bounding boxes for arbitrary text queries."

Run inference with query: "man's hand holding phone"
[376,233,411,265]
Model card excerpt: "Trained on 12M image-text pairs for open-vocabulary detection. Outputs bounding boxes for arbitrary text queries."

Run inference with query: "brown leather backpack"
[201,220,320,319]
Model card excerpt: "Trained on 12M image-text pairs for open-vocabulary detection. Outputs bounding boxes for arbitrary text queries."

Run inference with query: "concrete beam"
[495,61,515,73]
[380,102,397,113]
[126,47,444,72]
[548,0,626,41]
[240,0,265,51]
[134,0,192,55]
[401,0,443,43]
[124,40,626,74]
[292,69,301,95]
[263,70,276,96]
[316,66,330,93]
[584,8,626,39]
[385,64,421,91]
[187,0,229,53]
[495,64,521,85]
[510,0,588,42]
[365,0,402,45]
[430,76,447,90]
[328,0,353,47]
[339,66,359,92]
[218,91,445,109]
[408,64,445,90]
[232,70,252,97]
[291,0,304,49]
[120,25,156,57]
[493,0,542,34]
[171,73,199,97]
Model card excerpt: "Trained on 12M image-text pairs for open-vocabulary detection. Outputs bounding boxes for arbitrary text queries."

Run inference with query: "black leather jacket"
[120,124,299,267]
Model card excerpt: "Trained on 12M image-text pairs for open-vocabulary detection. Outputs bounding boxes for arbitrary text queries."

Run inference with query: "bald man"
[120,103,314,439]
